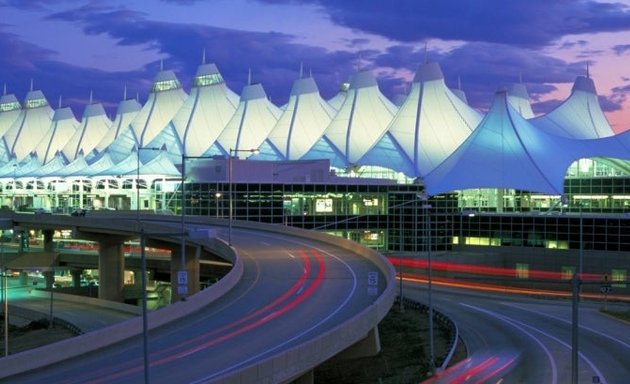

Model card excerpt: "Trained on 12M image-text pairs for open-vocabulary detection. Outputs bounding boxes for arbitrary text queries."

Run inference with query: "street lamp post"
[135,145,160,384]
[422,200,435,374]
[228,148,259,246]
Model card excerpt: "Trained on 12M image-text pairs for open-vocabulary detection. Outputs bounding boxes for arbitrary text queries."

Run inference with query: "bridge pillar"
[71,269,82,288]
[170,244,200,302]
[42,229,54,252]
[43,271,54,289]
[332,327,381,360]
[98,240,125,302]
[291,369,313,384]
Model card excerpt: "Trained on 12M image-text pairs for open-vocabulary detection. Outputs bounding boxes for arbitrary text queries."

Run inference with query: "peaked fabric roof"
[34,107,79,164]
[0,94,22,137]
[363,62,481,177]
[424,90,587,195]
[131,70,187,147]
[61,103,111,162]
[507,83,535,119]
[3,90,53,162]
[211,82,281,155]
[92,98,142,155]
[529,76,615,138]
[304,70,398,166]
[22,152,67,177]
[171,63,239,157]
[263,76,336,160]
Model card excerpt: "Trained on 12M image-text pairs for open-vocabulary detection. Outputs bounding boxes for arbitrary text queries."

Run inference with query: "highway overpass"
[0,212,396,383]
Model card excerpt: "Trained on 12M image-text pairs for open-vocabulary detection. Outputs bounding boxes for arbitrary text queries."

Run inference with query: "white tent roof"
[70,151,114,177]
[424,90,588,195]
[507,83,535,118]
[22,151,67,177]
[305,70,398,166]
[61,103,111,162]
[8,154,41,177]
[363,62,481,177]
[93,98,141,154]
[327,81,349,111]
[56,152,90,177]
[34,107,79,164]
[171,63,239,157]
[263,76,336,160]
[211,82,280,155]
[529,76,615,138]
[131,70,187,147]
[4,90,53,162]
[0,94,22,137]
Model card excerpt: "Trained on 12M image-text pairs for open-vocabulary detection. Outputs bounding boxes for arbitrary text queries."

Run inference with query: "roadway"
[2,220,392,383]
[405,283,630,383]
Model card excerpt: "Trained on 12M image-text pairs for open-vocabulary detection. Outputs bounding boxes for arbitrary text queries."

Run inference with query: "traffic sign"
[177,270,188,285]
[599,284,612,294]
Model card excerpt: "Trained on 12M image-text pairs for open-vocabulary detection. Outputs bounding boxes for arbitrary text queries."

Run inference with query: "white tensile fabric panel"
[387,62,482,177]
[323,71,398,165]
[424,91,588,195]
[0,94,22,137]
[131,70,187,147]
[5,91,53,162]
[507,83,535,119]
[34,107,79,165]
[216,83,281,155]
[177,85,239,156]
[93,99,141,154]
[267,77,336,160]
[530,76,615,139]
[61,104,111,162]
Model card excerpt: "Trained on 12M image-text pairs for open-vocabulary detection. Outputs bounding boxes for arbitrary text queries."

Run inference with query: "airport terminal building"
[1,60,630,288]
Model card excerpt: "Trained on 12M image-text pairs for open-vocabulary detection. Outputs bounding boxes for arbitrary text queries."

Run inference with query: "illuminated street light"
[228,148,259,245]
[215,192,222,218]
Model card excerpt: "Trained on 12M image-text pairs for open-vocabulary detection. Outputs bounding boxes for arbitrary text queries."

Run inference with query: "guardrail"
[398,296,461,372]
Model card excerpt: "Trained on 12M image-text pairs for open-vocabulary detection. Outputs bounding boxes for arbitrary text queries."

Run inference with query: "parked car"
[71,208,87,217]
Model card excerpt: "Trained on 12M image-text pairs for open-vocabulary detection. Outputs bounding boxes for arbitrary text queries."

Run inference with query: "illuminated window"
[561,266,575,280]
[515,263,529,279]
[612,269,626,288]
[194,73,224,87]
[152,79,181,92]
[0,101,20,112]
[24,98,48,109]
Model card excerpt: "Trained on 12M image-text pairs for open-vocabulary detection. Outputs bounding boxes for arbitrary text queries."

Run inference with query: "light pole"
[135,145,160,384]
[228,148,259,245]
[421,199,435,374]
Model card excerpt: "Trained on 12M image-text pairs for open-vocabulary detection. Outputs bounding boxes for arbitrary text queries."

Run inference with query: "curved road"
[405,284,630,383]
[2,219,392,383]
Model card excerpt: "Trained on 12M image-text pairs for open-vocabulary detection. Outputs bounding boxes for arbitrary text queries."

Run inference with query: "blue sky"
[1,0,630,130]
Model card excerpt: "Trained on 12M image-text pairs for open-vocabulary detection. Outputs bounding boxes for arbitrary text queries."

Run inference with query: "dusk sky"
[2,0,630,131]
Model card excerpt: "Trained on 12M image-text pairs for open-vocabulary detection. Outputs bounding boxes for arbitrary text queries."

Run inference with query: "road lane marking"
[461,303,558,384]
[501,302,630,350]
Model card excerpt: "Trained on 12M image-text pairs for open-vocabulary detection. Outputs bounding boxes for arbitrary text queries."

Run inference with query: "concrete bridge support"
[98,240,125,302]
[332,327,381,360]
[170,244,200,302]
